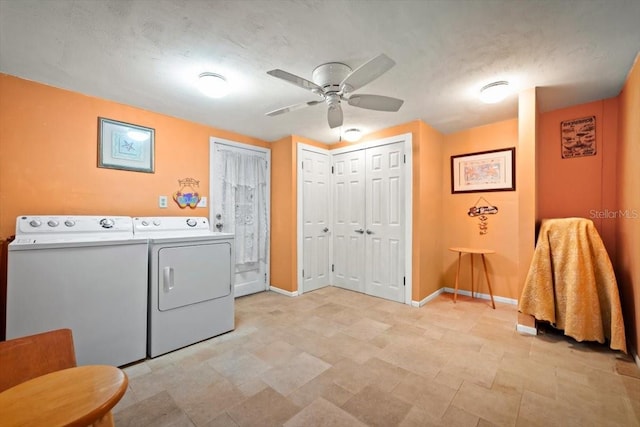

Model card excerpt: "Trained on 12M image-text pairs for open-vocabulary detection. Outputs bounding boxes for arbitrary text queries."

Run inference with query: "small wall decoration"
[561,116,596,158]
[98,117,154,173]
[468,196,498,235]
[451,147,515,193]
[173,178,201,209]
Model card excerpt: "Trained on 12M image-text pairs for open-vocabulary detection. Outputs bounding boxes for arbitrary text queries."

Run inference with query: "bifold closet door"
[364,143,405,302]
[332,142,405,303]
[332,150,366,293]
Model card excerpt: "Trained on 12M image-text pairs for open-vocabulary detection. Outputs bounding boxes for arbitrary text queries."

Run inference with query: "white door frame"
[209,137,271,293]
[296,142,331,295]
[329,133,413,305]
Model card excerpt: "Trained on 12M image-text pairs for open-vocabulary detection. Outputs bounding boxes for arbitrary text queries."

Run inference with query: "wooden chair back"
[0,328,77,392]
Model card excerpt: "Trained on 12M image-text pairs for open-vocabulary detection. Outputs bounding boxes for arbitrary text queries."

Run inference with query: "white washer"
[6,216,148,367]
[133,216,234,358]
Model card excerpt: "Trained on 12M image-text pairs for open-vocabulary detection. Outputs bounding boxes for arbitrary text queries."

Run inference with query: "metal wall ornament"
[173,178,201,209]
[468,196,499,235]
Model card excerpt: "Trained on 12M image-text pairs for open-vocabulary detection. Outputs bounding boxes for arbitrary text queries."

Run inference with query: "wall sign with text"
[561,116,596,159]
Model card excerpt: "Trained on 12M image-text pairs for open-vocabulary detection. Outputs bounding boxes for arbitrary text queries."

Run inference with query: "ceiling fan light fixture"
[198,72,230,98]
[479,81,510,104]
[343,128,362,142]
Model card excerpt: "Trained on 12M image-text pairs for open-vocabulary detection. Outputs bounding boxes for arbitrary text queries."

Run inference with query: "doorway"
[210,138,270,298]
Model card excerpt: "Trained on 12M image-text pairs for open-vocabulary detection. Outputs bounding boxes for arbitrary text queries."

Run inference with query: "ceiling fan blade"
[327,104,343,129]
[347,94,404,112]
[340,53,396,94]
[266,100,322,116]
[266,69,323,95]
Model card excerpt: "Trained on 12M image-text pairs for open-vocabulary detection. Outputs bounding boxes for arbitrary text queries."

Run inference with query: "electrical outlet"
[197,196,207,208]
[159,196,168,208]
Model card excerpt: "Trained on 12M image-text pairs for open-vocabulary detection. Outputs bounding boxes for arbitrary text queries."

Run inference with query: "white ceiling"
[1,0,639,144]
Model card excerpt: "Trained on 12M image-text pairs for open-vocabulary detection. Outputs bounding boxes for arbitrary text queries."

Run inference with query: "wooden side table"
[449,247,496,309]
[0,365,127,427]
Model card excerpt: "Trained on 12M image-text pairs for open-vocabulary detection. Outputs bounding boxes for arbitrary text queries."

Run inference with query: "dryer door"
[157,242,232,311]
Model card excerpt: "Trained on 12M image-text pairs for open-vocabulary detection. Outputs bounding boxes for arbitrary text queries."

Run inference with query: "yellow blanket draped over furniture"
[519,217,627,353]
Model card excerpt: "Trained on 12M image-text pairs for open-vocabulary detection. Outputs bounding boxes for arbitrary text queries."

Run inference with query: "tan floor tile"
[200,412,239,427]
[342,317,392,341]
[114,391,194,427]
[287,370,354,408]
[451,381,520,426]
[328,358,381,394]
[283,397,367,427]
[207,348,272,386]
[227,387,300,427]
[342,384,413,427]
[110,288,634,427]
[517,390,586,427]
[440,405,481,427]
[441,348,500,388]
[251,339,301,366]
[393,372,457,418]
[260,351,330,395]
[398,406,441,427]
[179,379,244,426]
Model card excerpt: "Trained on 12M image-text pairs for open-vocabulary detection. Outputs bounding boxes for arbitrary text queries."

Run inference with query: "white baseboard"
[269,286,298,297]
[516,323,538,335]
[634,350,640,370]
[412,288,445,307]
[442,287,518,306]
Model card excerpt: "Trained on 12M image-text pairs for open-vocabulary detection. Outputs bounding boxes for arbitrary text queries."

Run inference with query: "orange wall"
[538,98,619,262]
[616,54,640,359]
[442,119,521,300]
[0,74,269,241]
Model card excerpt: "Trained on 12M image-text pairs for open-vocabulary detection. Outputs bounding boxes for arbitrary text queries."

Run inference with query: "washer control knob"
[186,218,197,227]
[47,220,59,227]
[64,220,76,227]
[29,219,42,228]
[100,218,115,229]
[141,220,149,226]
[153,220,161,226]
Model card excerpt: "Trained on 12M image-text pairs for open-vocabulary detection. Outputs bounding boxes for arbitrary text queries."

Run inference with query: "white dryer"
[133,217,234,358]
[6,216,148,367]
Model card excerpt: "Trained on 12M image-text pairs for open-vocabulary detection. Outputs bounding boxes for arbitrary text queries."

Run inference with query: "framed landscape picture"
[451,147,515,193]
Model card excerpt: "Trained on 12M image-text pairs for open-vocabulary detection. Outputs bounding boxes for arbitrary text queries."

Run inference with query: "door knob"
[366,229,374,234]
[215,222,223,230]
[355,229,365,234]
[323,227,329,232]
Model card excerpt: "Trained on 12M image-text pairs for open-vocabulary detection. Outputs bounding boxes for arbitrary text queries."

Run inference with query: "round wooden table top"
[448,247,496,254]
[0,365,128,427]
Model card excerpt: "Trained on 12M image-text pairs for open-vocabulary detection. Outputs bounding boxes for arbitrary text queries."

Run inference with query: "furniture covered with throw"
[519,217,626,353]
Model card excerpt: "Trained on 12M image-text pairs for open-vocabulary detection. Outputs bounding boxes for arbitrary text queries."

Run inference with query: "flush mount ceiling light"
[343,128,362,142]
[479,81,510,104]
[197,72,230,98]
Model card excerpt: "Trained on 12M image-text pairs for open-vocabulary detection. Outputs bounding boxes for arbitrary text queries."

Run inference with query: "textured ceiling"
[1,0,639,143]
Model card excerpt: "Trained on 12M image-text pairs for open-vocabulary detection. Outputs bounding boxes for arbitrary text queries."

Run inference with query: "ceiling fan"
[265,53,404,129]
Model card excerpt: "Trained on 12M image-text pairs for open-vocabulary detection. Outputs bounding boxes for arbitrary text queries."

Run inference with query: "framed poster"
[451,147,515,194]
[561,116,596,158]
[98,117,155,173]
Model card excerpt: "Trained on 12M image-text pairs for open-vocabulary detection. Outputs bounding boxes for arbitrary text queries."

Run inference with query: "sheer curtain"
[218,150,268,268]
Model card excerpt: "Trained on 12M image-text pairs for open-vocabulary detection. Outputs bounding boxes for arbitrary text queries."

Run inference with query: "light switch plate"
[159,196,168,208]
[197,196,207,208]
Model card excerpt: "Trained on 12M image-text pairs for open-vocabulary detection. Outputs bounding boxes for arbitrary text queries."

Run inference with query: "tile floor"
[114,287,640,426]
